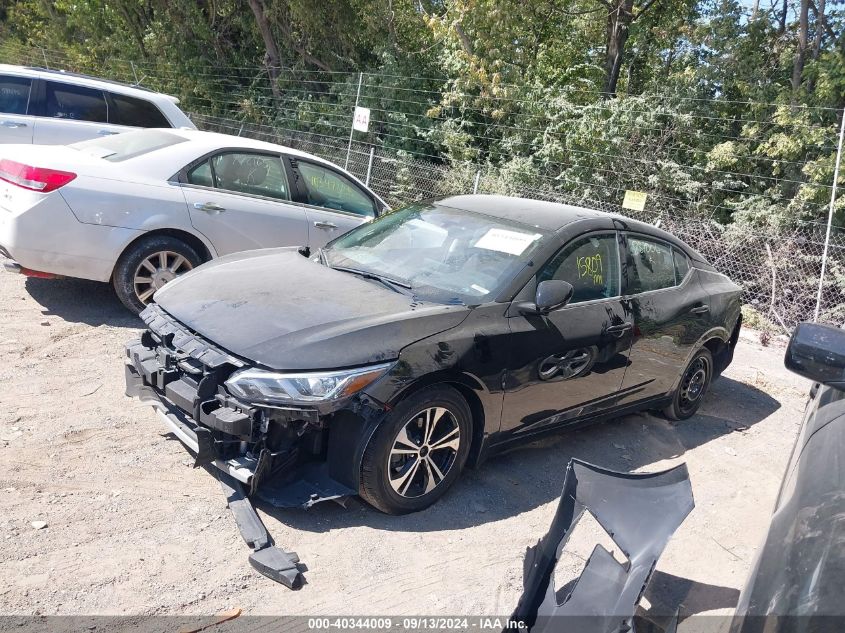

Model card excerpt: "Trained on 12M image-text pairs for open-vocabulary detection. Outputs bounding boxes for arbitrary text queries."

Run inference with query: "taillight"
[0,159,77,193]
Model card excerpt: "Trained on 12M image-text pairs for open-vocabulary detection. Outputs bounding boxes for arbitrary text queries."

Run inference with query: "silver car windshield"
[325,203,550,305]
[71,130,187,162]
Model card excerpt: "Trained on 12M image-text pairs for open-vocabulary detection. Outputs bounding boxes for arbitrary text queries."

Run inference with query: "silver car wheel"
[387,406,461,498]
[133,251,194,305]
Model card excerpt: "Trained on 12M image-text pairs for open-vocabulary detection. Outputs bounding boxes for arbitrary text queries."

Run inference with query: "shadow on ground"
[25,277,140,327]
[637,571,741,628]
[263,376,780,534]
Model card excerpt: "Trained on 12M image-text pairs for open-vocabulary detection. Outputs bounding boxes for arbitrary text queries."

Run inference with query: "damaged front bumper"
[124,304,365,508]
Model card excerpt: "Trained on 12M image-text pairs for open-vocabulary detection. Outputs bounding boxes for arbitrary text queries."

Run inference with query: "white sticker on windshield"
[474,228,542,256]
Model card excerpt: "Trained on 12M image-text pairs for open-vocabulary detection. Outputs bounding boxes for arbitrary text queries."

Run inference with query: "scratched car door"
[615,232,712,407]
[501,231,635,437]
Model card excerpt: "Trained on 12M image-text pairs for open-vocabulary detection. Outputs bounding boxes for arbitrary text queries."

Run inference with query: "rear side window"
[539,233,621,304]
[296,160,375,217]
[72,129,187,162]
[45,81,108,123]
[626,236,676,294]
[208,152,290,200]
[109,93,170,128]
[187,160,213,187]
[0,75,32,115]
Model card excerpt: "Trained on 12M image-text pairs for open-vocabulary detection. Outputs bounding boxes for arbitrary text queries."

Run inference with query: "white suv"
[0,64,195,145]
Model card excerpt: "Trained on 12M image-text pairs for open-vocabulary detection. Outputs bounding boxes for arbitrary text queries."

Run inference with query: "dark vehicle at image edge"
[124,195,742,514]
[731,322,845,631]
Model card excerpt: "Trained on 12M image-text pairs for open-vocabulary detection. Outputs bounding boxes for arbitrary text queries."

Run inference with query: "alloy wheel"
[387,406,461,498]
[133,251,194,305]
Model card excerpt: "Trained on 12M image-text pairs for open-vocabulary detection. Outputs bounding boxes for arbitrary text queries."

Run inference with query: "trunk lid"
[0,144,113,215]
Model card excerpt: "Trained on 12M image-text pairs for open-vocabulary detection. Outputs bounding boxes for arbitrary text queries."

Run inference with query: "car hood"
[153,248,470,370]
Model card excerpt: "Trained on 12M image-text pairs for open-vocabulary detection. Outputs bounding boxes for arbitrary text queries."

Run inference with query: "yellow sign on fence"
[622,190,648,212]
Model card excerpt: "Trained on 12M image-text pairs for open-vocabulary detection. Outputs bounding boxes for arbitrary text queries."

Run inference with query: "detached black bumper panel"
[510,459,695,633]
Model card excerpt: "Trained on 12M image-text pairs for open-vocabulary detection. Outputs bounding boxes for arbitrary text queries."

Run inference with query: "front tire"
[113,235,200,315]
[360,385,472,515]
[663,348,713,421]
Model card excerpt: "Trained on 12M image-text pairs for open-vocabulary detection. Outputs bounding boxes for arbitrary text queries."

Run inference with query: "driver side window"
[538,233,621,304]
[296,160,375,217]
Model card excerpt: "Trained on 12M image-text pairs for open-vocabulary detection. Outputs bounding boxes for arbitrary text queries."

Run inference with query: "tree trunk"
[778,0,787,34]
[791,0,810,96]
[811,0,826,58]
[603,0,634,98]
[247,0,282,106]
[807,0,825,92]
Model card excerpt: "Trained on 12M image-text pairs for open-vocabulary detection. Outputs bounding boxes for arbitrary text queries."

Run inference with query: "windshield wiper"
[330,266,413,293]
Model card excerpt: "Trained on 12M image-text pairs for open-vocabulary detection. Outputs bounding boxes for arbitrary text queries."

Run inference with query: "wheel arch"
[111,228,216,281]
[381,372,490,469]
[667,327,729,396]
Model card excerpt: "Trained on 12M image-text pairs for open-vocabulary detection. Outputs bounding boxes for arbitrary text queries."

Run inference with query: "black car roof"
[435,194,711,265]
[436,194,606,231]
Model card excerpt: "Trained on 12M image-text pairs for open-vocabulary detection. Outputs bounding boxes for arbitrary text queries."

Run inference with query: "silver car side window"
[296,161,375,217]
[208,152,291,201]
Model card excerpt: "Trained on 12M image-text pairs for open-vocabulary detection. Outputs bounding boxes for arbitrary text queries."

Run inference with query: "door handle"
[689,305,710,315]
[193,202,226,212]
[97,129,118,136]
[314,221,338,229]
[606,323,632,338]
[0,120,26,128]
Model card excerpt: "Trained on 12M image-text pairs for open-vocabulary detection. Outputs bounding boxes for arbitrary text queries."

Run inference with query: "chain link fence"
[191,111,845,332]
[2,42,843,331]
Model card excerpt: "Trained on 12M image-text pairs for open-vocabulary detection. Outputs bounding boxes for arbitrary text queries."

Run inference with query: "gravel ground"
[0,271,810,621]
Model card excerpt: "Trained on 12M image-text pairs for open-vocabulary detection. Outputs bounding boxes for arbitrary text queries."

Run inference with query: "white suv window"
[45,81,108,123]
[0,75,31,115]
[109,93,170,128]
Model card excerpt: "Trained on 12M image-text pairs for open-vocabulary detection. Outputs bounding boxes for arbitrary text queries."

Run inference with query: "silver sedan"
[0,128,388,312]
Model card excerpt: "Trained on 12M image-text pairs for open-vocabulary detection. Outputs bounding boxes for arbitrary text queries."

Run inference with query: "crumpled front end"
[124,303,382,507]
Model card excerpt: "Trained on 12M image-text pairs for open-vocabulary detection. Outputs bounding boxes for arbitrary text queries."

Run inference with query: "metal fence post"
[473,170,481,194]
[345,72,364,170]
[365,147,375,186]
[814,107,845,322]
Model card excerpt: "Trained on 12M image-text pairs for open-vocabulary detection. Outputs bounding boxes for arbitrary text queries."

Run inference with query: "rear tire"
[113,235,200,315]
[663,348,713,421]
[360,385,472,515]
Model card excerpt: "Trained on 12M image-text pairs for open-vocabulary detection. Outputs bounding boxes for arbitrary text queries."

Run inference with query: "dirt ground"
[0,270,810,621]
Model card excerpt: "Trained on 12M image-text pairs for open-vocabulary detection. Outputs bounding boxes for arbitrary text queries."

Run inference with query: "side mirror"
[785,322,845,389]
[518,279,574,315]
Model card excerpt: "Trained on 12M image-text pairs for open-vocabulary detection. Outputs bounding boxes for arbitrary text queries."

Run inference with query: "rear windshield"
[71,130,187,162]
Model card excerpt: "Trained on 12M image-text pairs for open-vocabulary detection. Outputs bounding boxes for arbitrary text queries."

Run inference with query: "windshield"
[71,130,187,162]
[325,203,550,304]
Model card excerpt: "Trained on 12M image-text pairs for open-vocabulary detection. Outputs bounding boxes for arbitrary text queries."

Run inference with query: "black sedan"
[124,195,742,514]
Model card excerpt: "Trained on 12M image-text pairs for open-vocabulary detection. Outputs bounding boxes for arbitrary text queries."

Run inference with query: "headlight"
[224,362,394,405]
